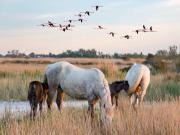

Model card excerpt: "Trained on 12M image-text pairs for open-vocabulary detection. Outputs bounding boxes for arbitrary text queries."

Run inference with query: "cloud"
[166,0,180,7]
[34,12,74,20]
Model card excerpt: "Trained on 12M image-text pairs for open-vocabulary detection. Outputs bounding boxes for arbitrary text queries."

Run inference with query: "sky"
[0,0,180,55]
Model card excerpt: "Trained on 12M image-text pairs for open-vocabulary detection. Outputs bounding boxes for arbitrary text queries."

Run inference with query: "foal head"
[122,80,129,92]
[110,80,129,93]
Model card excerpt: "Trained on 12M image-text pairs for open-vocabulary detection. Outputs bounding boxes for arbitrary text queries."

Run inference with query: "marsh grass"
[0,58,180,135]
[145,73,180,101]
[0,59,180,101]
[0,64,44,100]
[0,98,179,135]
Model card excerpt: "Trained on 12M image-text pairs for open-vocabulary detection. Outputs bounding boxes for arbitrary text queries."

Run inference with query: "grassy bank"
[0,98,179,135]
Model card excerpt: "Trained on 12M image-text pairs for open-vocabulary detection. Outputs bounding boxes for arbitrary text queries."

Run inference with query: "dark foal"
[28,81,48,120]
[109,80,129,108]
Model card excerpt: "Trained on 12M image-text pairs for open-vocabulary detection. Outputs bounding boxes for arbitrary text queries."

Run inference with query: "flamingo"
[66,24,75,28]
[108,32,116,37]
[47,21,57,27]
[37,24,46,27]
[64,19,76,23]
[75,13,84,17]
[77,18,86,23]
[92,5,103,11]
[94,25,106,30]
[81,11,94,16]
[58,24,66,28]
[120,35,132,39]
[133,29,141,34]
[60,27,72,32]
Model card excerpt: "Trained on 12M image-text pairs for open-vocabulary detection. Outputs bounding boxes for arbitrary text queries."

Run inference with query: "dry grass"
[0,98,179,135]
[0,58,179,134]
[0,58,179,101]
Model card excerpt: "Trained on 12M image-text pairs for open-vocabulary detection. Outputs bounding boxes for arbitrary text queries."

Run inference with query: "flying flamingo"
[133,29,141,34]
[120,35,132,39]
[47,21,57,27]
[77,18,86,23]
[92,5,103,11]
[75,13,84,17]
[81,11,94,16]
[64,19,76,23]
[108,32,117,37]
[94,25,106,30]
[60,27,72,32]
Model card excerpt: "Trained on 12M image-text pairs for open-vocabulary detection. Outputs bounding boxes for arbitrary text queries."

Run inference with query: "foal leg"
[111,95,114,106]
[115,94,119,108]
[56,86,64,111]
[32,104,38,120]
[39,101,43,115]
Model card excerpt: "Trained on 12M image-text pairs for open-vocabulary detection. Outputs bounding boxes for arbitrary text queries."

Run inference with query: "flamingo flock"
[38,5,157,39]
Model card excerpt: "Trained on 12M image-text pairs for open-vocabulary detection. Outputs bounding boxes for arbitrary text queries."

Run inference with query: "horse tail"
[43,74,49,89]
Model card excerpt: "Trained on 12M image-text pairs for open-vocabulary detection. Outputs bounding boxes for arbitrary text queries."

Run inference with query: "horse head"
[100,87,115,125]
[123,80,129,92]
[101,103,114,125]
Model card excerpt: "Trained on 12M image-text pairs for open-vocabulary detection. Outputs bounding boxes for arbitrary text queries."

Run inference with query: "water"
[0,100,89,118]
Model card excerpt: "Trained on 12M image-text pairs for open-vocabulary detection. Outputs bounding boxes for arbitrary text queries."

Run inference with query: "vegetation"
[0,57,180,135]
[0,98,179,135]
[0,58,179,101]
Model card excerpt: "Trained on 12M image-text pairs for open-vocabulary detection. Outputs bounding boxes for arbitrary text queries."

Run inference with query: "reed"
[0,98,179,135]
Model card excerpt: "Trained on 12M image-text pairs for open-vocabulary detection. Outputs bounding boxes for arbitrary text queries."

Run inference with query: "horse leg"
[139,87,147,108]
[47,85,57,110]
[130,94,137,110]
[133,93,139,110]
[139,75,150,108]
[88,97,98,118]
[56,86,64,111]
[130,94,134,106]
[115,94,119,108]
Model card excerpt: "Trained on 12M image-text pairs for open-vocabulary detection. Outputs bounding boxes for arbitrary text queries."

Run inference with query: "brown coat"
[28,81,48,119]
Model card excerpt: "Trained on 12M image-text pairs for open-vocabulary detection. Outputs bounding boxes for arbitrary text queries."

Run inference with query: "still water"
[0,101,89,118]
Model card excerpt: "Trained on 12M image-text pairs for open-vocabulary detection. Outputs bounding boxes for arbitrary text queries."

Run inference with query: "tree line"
[0,45,179,59]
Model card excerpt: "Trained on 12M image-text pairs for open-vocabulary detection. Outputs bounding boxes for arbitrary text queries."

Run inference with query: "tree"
[169,45,177,56]
[156,50,168,56]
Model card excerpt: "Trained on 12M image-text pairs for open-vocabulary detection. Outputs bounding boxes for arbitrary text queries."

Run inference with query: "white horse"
[43,61,114,124]
[125,63,150,109]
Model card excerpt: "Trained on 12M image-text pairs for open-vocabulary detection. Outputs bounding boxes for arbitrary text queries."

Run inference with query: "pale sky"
[0,0,180,55]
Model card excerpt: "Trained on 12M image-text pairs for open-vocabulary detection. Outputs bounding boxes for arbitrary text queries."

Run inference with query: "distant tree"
[29,52,35,58]
[169,45,177,56]
[113,53,121,58]
[6,50,19,57]
[156,50,168,56]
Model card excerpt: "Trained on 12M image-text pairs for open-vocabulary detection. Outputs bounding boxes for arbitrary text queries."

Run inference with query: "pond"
[0,100,89,118]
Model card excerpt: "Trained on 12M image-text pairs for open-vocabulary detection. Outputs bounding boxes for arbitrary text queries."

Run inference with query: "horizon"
[1,0,180,55]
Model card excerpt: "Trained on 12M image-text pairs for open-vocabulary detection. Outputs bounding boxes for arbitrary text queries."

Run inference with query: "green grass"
[0,61,180,101]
